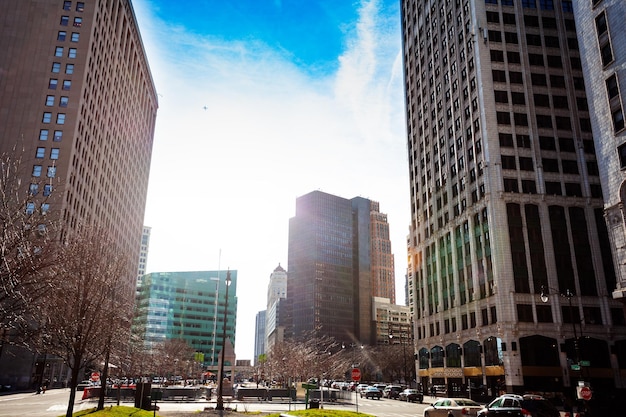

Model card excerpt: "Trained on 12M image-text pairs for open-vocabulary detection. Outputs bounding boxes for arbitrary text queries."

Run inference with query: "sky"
[132,0,409,361]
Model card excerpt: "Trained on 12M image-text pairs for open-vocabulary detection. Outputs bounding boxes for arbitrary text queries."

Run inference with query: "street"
[0,389,434,417]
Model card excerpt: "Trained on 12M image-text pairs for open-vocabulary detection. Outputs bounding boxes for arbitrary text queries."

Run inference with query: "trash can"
[309,399,320,409]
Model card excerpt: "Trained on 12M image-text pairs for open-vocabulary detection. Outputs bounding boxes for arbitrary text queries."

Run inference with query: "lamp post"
[215,270,232,411]
[210,276,220,369]
[540,285,581,369]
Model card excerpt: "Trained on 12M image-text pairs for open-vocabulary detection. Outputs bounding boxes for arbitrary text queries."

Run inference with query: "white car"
[356,383,369,392]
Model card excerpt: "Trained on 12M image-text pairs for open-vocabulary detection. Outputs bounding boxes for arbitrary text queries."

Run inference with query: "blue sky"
[133,0,408,360]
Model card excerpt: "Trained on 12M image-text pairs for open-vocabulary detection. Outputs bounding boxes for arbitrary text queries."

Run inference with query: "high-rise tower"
[0,0,157,304]
[401,0,626,398]
[573,1,626,307]
[287,190,395,345]
[0,0,157,389]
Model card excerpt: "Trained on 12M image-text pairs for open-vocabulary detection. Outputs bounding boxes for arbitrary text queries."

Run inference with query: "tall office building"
[401,0,626,398]
[371,202,397,304]
[573,2,626,308]
[287,190,395,345]
[137,226,152,286]
[0,0,157,302]
[265,264,288,351]
[0,0,157,389]
[254,310,266,366]
[134,270,237,369]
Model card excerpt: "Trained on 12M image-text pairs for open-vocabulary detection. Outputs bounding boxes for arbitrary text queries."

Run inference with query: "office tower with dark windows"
[287,190,395,346]
[401,0,626,398]
[138,226,152,286]
[573,2,626,310]
[0,0,157,388]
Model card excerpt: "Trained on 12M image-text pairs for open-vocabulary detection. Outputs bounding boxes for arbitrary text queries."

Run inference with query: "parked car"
[383,385,403,399]
[361,386,383,399]
[477,394,560,417]
[399,388,424,403]
[424,397,483,417]
[76,380,92,391]
[356,383,369,392]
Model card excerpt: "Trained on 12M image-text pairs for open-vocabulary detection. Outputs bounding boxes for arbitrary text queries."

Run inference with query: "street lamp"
[539,285,580,364]
[210,276,220,368]
[215,270,232,411]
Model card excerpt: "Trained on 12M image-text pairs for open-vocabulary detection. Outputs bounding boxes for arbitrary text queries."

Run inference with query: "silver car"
[424,397,483,417]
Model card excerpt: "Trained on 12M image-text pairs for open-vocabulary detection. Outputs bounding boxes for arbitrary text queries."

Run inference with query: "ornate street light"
[215,270,232,411]
[539,285,580,366]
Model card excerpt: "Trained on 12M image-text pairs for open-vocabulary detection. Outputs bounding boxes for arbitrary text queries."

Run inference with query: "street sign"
[91,372,100,382]
[579,360,591,366]
[351,367,361,381]
[570,364,581,371]
[577,386,592,401]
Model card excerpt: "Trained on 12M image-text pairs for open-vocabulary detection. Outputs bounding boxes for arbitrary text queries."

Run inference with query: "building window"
[76,2,85,12]
[53,130,63,142]
[73,17,82,27]
[56,114,66,125]
[562,1,573,13]
[47,166,56,178]
[60,16,69,26]
[504,178,519,192]
[545,181,562,195]
[522,180,536,193]
[52,62,61,73]
[63,1,71,10]
[36,147,45,158]
[59,96,69,107]
[601,42,614,67]
[32,165,42,177]
[42,112,52,123]
[613,108,625,132]
[54,47,64,57]
[57,31,67,41]
[26,202,35,215]
[39,129,49,141]
[542,158,559,173]
[619,143,626,169]
[29,183,39,196]
[68,48,77,59]
[49,79,58,89]
[606,74,620,99]
[62,80,71,90]
[502,155,517,169]
[539,0,554,10]
[45,95,55,106]
[595,12,608,35]
[522,0,537,8]
[71,32,79,42]
[65,64,74,74]
[50,148,60,160]
[43,184,53,196]
[41,203,50,214]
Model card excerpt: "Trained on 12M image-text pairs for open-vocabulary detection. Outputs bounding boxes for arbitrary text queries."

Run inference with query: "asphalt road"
[0,389,435,417]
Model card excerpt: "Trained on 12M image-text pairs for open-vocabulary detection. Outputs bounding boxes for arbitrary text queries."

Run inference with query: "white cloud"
[134,0,409,360]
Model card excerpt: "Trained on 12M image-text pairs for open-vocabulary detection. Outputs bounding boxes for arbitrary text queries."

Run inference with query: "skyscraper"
[401,0,626,398]
[573,1,626,307]
[254,310,266,366]
[265,264,288,351]
[0,0,157,389]
[137,226,152,286]
[287,190,395,345]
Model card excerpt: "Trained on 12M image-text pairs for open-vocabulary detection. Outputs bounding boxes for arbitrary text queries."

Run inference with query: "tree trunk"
[66,361,81,417]
[98,346,111,410]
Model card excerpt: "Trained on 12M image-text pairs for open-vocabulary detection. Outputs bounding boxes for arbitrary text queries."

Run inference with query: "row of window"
[63,1,85,12]
[485,0,573,12]
[35,147,60,160]
[57,31,79,42]
[45,95,69,107]
[32,165,56,178]
[42,112,66,124]
[29,183,53,197]
[60,16,82,27]
[596,8,624,135]
[54,46,77,58]
[25,202,50,215]
[51,62,74,74]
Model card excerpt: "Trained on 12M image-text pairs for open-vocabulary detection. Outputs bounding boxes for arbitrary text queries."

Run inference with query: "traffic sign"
[351,367,361,381]
[577,386,592,401]
[91,372,100,382]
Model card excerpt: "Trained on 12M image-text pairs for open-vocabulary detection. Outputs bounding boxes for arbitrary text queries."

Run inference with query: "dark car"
[398,388,424,403]
[361,386,383,399]
[477,394,560,417]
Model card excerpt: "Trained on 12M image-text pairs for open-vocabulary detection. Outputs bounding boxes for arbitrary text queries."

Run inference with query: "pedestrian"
[430,385,436,398]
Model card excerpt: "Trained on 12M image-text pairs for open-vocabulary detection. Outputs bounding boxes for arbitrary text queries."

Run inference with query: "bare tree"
[36,226,132,417]
[151,339,198,383]
[0,150,58,348]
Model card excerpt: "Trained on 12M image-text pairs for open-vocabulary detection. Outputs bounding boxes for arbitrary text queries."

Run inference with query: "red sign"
[578,386,592,401]
[351,368,361,381]
[91,372,100,382]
